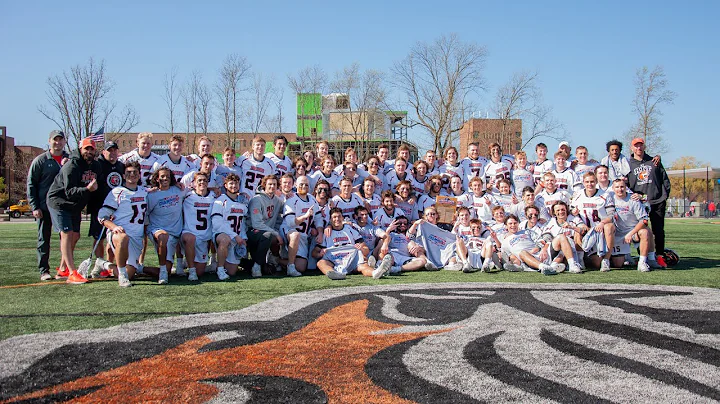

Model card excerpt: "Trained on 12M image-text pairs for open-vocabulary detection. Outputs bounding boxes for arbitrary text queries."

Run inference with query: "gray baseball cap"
[104,141,119,151]
[49,130,65,139]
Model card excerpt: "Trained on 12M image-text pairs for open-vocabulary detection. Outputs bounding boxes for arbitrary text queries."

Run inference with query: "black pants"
[37,209,53,274]
[649,201,666,253]
[247,229,276,265]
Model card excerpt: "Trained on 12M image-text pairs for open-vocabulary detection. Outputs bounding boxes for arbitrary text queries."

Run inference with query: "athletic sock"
[639,255,648,264]
[568,258,577,267]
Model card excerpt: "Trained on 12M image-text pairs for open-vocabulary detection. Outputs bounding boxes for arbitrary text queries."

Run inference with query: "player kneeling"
[211,173,248,280]
[312,208,374,280]
[181,172,215,281]
[280,175,318,277]
[608,179,662,272]
[98,162,149,287]
[146,167,185,284]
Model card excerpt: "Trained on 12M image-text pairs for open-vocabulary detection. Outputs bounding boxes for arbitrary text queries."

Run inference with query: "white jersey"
[535,189,571,218]
[461,157,488,188]
[353,222,382,248]
[501,230,538,256]
[385,170,412,192]
[146,186,185,237]
[331,193,365,220]
[119,150,160,186]
[532,159,555,185]
[552,168,581,192]
[465,193,498,222]
[416,194,438,219]
[321,224,363,248]
[151,154,194,183]
[437,162,465,189]
[360,171,388,195]
[283,194,318,235]
[571,189,614,228]
[454,223,473,238]
[265,152,293,177]
[409,175,429,196]
[180,169,222,191]
[484,160,513,192]
[98,185,148,239]
[182,190,215,241]
[211,193,248,240]
[372,207,405,228]
[360,193,382,213]
[542,216,583,239]
[612,193,648,235]
[236,154,276,200]
[309,170,340,193]
[572,161,600,180]
[511,168,535,196]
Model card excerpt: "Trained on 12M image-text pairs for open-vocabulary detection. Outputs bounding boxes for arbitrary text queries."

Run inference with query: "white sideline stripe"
[495,323,711,403]
[531,291,720,348]
[549,323,720,391]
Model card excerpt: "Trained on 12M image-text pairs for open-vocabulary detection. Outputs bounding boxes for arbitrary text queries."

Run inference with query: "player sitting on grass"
[98,162,149,287]
[211,173,248,281]
[375,216,436,278]
[541,201,585,274]
[571,172,616,271]
[312,207,375,280]
[500,214,565,276]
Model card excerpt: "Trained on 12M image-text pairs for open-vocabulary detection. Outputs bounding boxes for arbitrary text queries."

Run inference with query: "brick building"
[458,119,522,158]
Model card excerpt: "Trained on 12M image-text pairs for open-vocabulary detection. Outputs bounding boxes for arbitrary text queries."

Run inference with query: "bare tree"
[38,58,138,148]
[264,90,285,133]
[392,34,487,153]
[216,54,251,145]
[181,70,202,146]
[288,65,328,148]
[161,66,180,134]
[626,65,676,153]
[330,63,388,160]
[3,148,35,204]
[197,77,213,135]
[492,71,564,151]
[246,72,277,133]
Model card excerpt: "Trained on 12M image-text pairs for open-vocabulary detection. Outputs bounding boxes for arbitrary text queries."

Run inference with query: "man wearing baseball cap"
[87,141,126,277]
[27,130,70,280]
[46,137,102,284]
[627,137,671,268]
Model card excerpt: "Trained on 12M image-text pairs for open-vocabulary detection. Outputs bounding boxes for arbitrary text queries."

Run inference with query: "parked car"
[8,200,32,218]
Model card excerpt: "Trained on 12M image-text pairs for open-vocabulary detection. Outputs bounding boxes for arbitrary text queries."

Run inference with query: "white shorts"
[182,232,209,263]
[149,230,180,262]
[390,251,414,267]
[212,234,244,265]
[322,248,365,274]
[281,227,311,260]
[108,232,143,271]
[611,236,632,256]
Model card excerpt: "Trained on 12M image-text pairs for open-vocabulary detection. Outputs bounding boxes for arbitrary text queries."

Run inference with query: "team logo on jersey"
[81,170,96,184]
[2,284,718,403]
[107,172,122,188]
[638,171,649,181]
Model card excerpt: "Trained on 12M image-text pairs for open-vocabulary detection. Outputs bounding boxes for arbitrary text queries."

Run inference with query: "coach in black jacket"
[46,138,102,284]
[27,130,69,280]
[627,137,671,254]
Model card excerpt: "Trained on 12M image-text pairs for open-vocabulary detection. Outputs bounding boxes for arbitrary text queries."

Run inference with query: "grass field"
[1,219,718,340]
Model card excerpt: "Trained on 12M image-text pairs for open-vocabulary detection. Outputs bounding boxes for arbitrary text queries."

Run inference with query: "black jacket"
[89,154,125,211]
[26,150,69,211]
[46,150,102,213]
[627,153,671,205]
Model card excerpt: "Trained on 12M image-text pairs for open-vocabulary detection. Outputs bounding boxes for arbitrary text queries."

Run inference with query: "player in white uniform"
[394,180,419,222]
[570,172,616,271]
[416,176,443,219]
[464,177,497,222]
[352,205,385,262]
[551,151,581,193]
[372,190,405,227]
[386,144,414,175]
[146,167,185,284]
[360,156,388,195]
[437,147,465,190]
[356,177,382,213]
[331,177,368,219]
[484,143,513,193]
[461,142,488,189]
[180,154,222,194]
[385,158,412,192]
[509,186,548,223]
[211,173,247,281]
[571,146,599,180]
[312,208,374,279]
[492,179,516,213]
[118,132,160,186]
[181,171,216,281]
[309,156,340,195]
[265,135,293,177]
[541,200,585,273]
[531,142,555,187]
[187,135,212,169]
[280,175,318,276]
[215,147,243,190]
[535,172,571,220]
[500,215,568,275]
[98,162,149,287]
[150,135,194,183]
[375,216,434,277]
[510,151,535,197]
[236,136,276,201]
[410,160,431,196]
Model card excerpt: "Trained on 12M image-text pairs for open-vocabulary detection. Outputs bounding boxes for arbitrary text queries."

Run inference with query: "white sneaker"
[326,270,346,280]
[540,263,557,276]
[551,262,566,273]
[462,261,476,273]
[286,264,302,277]
[569,262,583,274]
[600,259,611,272]
[118,268,132,287]
[367,255,377,268]
[251,263,262,278]
[217,267,229,281]
[188,268,199,281]
[158,268,168,284]
[424,260,439,271]
[637,261,651,272]
[444,262,463,271]
[91,259,103,278]
[175,259,186,276]
[373,255,393,279]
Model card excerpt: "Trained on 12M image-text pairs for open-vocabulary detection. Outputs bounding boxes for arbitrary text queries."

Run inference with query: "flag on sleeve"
[90,127,105,142]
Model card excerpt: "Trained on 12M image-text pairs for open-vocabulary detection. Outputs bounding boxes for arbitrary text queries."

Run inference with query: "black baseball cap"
[104,141,119,151]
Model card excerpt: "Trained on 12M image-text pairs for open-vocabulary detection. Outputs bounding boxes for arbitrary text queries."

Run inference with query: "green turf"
[1,219,718,340]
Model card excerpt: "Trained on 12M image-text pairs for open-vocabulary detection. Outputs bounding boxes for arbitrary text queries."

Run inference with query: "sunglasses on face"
[316,188,329,193]
[426,212,437,216]
[527,213,539,218]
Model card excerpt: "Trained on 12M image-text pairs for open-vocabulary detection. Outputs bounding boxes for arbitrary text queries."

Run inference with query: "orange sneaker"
[66,270,89,284]
[99,269,112,278]
[656,255,668,268]
[55,267,70,279]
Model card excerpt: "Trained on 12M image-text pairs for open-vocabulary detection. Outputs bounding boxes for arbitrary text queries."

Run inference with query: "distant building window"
[516,143,522,150]
[154,140,159,145]
[473,131,479,140]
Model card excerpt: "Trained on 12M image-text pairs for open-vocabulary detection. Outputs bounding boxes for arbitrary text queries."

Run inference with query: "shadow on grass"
[674,256,720,270]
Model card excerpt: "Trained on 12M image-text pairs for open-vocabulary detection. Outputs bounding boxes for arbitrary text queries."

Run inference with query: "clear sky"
[2,0,718,167]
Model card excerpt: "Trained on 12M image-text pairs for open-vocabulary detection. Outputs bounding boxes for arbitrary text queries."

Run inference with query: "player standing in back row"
[237,136,276,202]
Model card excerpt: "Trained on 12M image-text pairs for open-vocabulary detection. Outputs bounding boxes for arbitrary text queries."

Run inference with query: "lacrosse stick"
[78,226,107,278]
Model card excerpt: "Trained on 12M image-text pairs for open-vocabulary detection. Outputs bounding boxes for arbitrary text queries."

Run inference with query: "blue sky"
[2,0,718,167]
